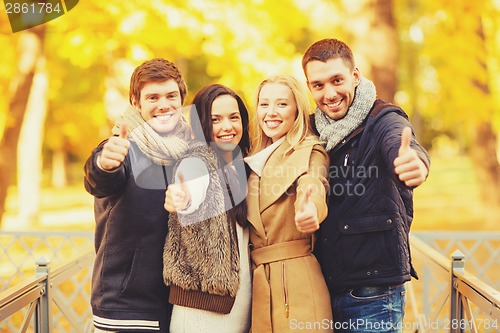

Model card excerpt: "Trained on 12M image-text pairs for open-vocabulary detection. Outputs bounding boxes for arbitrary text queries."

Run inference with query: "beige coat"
[247,141,333,332]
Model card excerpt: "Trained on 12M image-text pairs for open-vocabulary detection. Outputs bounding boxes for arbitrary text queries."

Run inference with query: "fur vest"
[163,142,240,314]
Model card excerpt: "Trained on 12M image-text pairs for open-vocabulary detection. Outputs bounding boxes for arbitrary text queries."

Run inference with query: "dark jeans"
[331,284,406,333]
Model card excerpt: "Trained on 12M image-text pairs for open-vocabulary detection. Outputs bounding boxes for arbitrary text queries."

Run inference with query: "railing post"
[35,257,52,333]
[450,250,465,333]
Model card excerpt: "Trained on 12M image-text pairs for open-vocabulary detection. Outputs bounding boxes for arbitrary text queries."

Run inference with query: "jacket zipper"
[162,165,169,187]
[282,262,289,318]
[344,153,350,166]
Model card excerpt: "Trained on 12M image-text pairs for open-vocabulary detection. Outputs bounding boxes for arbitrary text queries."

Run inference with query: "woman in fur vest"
[163,84,252,333]
[244,74,333,332]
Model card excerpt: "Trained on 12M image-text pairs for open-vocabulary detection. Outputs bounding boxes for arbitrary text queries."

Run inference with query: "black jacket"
[84,141,173,332]
[312,100,430,291]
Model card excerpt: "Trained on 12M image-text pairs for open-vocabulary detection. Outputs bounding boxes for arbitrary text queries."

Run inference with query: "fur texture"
[163,142,240,297]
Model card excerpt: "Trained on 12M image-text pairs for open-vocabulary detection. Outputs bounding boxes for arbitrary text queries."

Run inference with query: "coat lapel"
[259,141,312,213]
[246,171,266,236]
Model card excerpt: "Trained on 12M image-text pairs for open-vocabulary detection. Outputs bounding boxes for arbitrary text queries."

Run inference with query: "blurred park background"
[0,0,499,232]
[1,1,500,331]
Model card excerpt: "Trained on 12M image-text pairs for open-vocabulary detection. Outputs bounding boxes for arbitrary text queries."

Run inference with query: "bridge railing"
[407,232,500,333]
[0,231,93,332]
[0,253,94,332]
[0,231,499,333]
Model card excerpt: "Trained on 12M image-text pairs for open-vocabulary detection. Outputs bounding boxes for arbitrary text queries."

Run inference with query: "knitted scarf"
[112,106,191,166]
[315,75,376,152]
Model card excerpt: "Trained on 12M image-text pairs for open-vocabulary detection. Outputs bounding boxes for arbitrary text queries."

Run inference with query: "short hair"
[249,74,319,155]
[190,84,250,158]
[129,58,187,105]
[302,38,355,76]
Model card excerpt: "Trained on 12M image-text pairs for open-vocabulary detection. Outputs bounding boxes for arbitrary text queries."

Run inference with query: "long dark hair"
[190,84,250,226]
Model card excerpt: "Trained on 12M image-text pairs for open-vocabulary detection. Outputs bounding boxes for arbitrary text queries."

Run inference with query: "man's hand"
[295,186,320,233]
[394,127,428,187]
[98,124,130,171]
[164,173,191,213]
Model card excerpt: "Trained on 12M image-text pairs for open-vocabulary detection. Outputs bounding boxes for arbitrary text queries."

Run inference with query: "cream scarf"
[315,75,376,152]
[112,106,192,165]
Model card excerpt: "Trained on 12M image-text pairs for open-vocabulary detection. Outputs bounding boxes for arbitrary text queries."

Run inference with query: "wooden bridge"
[1,231,499,333]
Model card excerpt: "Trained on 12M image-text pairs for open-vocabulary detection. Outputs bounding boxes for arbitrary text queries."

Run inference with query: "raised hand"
[164,172,192,213]
[98,123,130,171]
[393,126,428,187]
[294,185,320,234]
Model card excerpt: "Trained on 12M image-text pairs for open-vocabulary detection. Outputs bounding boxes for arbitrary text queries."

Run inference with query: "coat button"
[367,271,371,276]
[386,219,392,224]
[344,225,349,230]
[374,270,379,275]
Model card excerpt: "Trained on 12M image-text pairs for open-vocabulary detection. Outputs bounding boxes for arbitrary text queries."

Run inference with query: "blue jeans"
[331,284,406,333]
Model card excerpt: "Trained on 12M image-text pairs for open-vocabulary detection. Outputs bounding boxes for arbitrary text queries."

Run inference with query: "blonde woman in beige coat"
[244,74,333,332]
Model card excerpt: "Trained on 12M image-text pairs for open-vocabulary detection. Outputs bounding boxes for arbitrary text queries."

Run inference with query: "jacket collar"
[247,140,313,232]
[244,137,285,177]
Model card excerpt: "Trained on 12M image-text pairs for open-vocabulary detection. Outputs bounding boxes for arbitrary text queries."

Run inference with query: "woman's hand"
[164,173,191,213]
[294,186,319,233]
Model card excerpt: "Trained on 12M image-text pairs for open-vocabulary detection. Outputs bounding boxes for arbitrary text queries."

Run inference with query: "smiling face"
[132,79,183,134]
[306,57,360,120]
[257,83,297,142]
[211,94,243,161]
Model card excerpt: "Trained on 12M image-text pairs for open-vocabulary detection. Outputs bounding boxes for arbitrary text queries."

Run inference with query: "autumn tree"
[344,0,399,102]
[416,0,500,206]
[0,26,46,224]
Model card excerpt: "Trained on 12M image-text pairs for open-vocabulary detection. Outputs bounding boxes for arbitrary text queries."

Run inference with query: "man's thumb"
[399,127,412,155]
[120,123,128,139]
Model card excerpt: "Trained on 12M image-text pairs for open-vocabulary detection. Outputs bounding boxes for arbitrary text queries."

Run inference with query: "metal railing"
[450,251,500,333]
[408,232,500,333]
[0,252,94,332]
[0,231,94,332]
[0,231,498,332]
[0,231,94,290]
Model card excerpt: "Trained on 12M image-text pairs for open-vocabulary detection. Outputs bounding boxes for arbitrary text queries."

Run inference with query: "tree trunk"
[51,149,67,189]
[351,0,398,102]
[469,18,500,206]
[0,27,45,227]
[17,56,48,228]
[470,122,500,205]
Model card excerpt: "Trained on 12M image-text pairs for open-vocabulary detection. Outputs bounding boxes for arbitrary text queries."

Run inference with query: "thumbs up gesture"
[98,123,130,171]
[393,127,428,187]
[294,186,320,234]
[164,173,192,213]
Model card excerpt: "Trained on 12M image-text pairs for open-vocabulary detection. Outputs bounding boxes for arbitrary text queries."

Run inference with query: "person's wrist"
[96,154,120,173]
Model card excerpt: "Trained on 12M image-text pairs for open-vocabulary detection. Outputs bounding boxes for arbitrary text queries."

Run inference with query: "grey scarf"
[315,76,376,152]
[112,106,191,165]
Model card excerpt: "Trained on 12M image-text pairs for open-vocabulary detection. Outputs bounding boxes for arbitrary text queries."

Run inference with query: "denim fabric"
[331,284,406,333]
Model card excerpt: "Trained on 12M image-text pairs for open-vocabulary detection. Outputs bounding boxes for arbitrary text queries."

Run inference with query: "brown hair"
[129,58,187,105]
[302,38,355,76]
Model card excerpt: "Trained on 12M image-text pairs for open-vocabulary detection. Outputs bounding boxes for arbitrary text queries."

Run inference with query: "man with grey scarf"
[84,58,191,333]
[302,38,430,333]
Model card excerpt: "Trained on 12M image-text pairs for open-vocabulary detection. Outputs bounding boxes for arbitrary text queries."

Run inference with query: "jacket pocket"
[121,247,142,294]
[339,212,396,234]
[338,213,400,279]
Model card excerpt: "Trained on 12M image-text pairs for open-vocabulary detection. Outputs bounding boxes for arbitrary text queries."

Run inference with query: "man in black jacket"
[302,38,430,332]
[84,58,191,332]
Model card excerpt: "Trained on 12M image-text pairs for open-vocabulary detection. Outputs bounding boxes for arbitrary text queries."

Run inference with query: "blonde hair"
[249,74,319,156]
